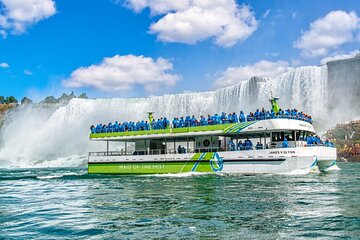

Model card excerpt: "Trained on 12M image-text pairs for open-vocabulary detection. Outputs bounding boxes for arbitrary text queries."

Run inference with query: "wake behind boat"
[87,97,337,174]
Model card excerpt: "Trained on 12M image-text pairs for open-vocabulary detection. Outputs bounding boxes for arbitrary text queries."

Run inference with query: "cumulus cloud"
[214,60,291,88]
[294,11,360,57]
[63,54,181,92]
[0,62,9,68]
[124,0,258,47]
[320,50,360,64]
[0,0,56,37]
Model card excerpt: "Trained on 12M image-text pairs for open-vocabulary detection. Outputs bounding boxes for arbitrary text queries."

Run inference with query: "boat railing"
[89,144,335,157]
[91,114,313,135]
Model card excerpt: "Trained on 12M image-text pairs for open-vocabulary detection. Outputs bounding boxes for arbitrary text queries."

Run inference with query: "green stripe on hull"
[88,152,224,174]
[88,161,214,175]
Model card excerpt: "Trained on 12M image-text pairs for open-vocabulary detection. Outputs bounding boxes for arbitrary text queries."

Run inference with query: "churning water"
[0,163,359,239]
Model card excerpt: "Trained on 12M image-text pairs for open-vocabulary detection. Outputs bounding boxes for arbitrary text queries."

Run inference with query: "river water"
[0,163,359,239]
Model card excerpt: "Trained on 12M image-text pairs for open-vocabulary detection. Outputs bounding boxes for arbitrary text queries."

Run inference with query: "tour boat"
[87,97,337,174]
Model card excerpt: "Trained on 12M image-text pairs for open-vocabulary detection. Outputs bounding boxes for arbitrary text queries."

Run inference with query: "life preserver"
[203,139,210,147]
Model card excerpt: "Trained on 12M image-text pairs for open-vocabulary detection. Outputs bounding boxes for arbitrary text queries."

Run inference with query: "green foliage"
[331,128,347,140]
[79,93,88,99]
[4,96,17,104]
[0,96,4,104]
[21,97,33,105]
[42,96,59,104]
[39,92,88,104]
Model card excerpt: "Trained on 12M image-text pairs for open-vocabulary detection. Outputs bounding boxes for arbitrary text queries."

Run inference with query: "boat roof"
[90,118,316,142]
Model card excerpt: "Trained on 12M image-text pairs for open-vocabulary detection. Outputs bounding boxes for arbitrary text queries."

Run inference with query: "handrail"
[88,144,335,157]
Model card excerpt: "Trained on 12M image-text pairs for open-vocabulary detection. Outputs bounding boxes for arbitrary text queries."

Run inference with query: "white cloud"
[294,11,360,57]
[320,50,360,64]
[24,69,33,75]
[124,0,258,47]
[0,0,56,36]
[0,29,7,38]
[63,54,181,92]
[263,9,271,18]
[214,60,291,88]
[124,0,189,14]
[0,62,9,68]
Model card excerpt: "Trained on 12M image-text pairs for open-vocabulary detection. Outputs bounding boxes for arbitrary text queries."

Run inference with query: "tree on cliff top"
[42,96,59,104]
[21,97,33,105]
[4,96,17,104]
[79,93,88,99]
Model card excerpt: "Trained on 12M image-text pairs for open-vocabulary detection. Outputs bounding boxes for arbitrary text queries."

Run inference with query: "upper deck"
[90,118,316,141]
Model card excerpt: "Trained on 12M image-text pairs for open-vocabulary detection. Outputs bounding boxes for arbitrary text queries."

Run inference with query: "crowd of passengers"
[175,135,334,154]
[90,108,313,134]
[224,135,334,152]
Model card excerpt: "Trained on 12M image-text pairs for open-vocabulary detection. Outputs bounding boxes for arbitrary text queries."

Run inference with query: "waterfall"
[0,59,358,168]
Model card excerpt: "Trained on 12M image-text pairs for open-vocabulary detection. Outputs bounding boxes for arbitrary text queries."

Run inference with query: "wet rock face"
[327,56,360,120]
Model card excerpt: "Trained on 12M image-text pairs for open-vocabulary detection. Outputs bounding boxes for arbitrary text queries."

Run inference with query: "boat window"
[272,132,284,142]
[298,131,308,141]
[232,133,269,150]
[272,131,294,142]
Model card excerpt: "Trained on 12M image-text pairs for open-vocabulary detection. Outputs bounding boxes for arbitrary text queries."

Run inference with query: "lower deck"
[88,146,337,174]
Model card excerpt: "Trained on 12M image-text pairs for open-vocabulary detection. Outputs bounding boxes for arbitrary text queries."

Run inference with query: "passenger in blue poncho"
[221,112,227,123]
[282,137,288,148]
[260,108,266,120]
[200,116,207,126]
[278,109,284,117]
[237,140,243,150]
[254,109,260,120]
[185,116,190,127]
[172,118,179,128]
[306,135,314,145]
[227,113,232,123]
[214,114,220,125]
[179,117,185,128]
[177,145,182,154]
[244,137,253,150]
[246,113,251,122]
[228,140,236,151]
[256,142,263,150]
[270,109,275,118]
[231,112,238,123]
[163,117,170,129]
[239,111,245,122]
[113,121,119,132]
[145,121,150,130]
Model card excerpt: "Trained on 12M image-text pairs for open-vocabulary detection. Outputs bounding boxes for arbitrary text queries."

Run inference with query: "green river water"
[0,163,359,239]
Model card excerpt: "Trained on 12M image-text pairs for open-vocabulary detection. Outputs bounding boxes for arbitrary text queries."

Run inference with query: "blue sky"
[0,0,359,101]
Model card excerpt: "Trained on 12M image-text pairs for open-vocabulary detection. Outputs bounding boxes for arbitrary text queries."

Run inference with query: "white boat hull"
[88,146,337,174]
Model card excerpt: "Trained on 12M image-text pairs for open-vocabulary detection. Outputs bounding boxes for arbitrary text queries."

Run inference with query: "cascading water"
[0,58,358,168]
